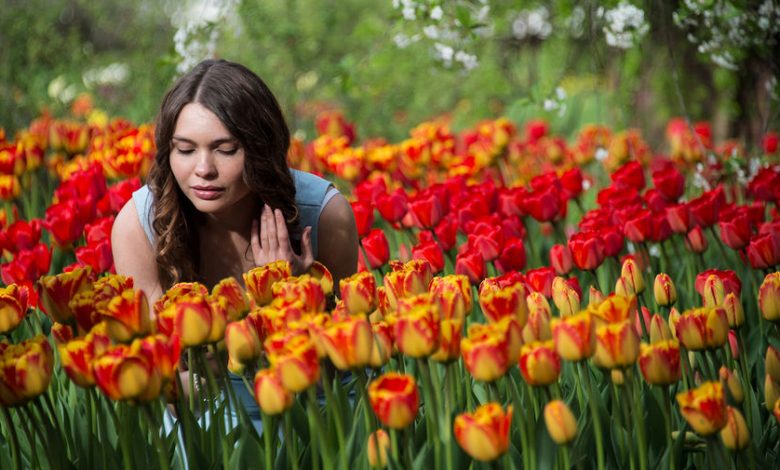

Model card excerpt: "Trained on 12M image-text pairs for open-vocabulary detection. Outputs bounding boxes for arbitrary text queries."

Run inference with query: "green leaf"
[534,415,558,469]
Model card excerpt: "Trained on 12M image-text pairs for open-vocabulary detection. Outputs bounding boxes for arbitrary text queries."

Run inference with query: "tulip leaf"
[290,399,310,442]
[644,387,666,457]
[412,441,431,470]
[228,428,262,468]
[534,415,557,469]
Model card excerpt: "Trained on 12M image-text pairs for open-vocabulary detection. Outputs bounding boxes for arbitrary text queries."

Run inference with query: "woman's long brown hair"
[148,59,297,289]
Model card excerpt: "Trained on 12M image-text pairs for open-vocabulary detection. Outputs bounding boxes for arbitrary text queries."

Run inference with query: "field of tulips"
[1,99,780,470]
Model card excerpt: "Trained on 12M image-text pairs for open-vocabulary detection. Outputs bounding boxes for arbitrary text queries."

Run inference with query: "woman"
[111,59,358,428]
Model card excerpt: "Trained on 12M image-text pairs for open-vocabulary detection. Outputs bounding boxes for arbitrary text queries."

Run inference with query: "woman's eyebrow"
[171,136,238,147]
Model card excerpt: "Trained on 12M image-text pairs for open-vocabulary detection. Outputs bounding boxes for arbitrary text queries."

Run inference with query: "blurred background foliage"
[1,0,777,150]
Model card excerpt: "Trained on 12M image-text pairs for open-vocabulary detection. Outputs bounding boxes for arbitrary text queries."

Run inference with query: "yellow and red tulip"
[225,318,263,367]
[267,334,320,393]
[59,325,111,388]
[431,317,462,363]
[211,277,249,321]
[368,372,419,429]
[552,311,595,362]
[654,273,677,307]
[319,315,373,370]
[0,283,29,334]
[478,278,528,324]
[369,320,394,368]
[676,381,728,436]
[272,275,326,313]
[367,429,390,468]
[519,340,561,386]
[339,271,377,315]
[638,340,681,386]
[589,294,635,327]
[429,274,472,320]
[719,366,744,404]
[394,298,440,358]
[620,258,645,294]
[461,323,509,382]
[593,320,640,369]
[759,272,780,322]
[720,406,749,450]
[522,305,552,343]
[38,266,94,324]
[551,276,580,317]
[253,367,293,416]
[543,399,578,445]
[243,260,291,306]
[649,313,673,343]
[454,403,512,462]
[675,307,728,351]
[93,343,155,402]
[308,261,334,296]
[0,335,54,406]
[102,288,151,343]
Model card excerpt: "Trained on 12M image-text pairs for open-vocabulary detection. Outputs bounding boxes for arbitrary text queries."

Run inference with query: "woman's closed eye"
[216,147,239,155]
[174,147,195,155]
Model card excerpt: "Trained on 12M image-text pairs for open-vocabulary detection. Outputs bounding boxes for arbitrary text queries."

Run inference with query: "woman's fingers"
[250,219,263,263]
[301,226,314,265]
[264,205,279,253]
[259,205,271,255]
[274,209,291,257]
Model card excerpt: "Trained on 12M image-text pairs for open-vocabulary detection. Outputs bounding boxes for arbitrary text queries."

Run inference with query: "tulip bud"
[549,244,573,275]
[552,277,580,317]
[611,369,625,385]
[728,330,739,359]
[522,307,551,343]
[429,275,472,321]
[454,403,513,462]
[774,398,780,424]
[649,313,672,343]
[0,284,28,335]
[243,261,291,306]
[588,286,605,307]
[702,275,725,308]
[767,346,780,383]
[654,273,677,307]
[254,368,293,416]
[367,430,390,468]
[394,299,440,359]
[478,280,528,325]
[369,321,394,368]
[675,307,728,351]
[668,307,681,339]
[676,381,728,436]
[722,293,743,328]
[759,272,780,322]
[368,372,419,429]
[543,400,577,445]
[614,277,635,297]
[526,292,551,319]
[461,324,509,382]
[340,271,377,315]
[686,226,708,253]
[621,258,645,294]
[719,367,744,404]
[268,335,321,393]
[766,374,780,412]
[211,277,249,322]
[720,406,749,450]
[320,316,373,370]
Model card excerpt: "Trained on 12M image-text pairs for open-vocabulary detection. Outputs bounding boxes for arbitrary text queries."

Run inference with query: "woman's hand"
[251,204,314,275]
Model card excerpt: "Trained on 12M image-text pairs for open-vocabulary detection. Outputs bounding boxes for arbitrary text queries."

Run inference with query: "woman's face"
[169,102,252,217]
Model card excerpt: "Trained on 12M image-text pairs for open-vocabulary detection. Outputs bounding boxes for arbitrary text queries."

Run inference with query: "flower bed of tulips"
[1,102,780,469]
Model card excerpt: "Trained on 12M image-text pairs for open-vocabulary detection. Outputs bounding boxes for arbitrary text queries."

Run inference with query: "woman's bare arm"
[316,192,358,297]
[111,199,164,306]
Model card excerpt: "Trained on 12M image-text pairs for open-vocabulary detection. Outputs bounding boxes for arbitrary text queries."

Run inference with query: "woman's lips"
[191,186,224,200]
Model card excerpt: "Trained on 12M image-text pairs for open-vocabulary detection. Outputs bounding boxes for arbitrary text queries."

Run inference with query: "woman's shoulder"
[290,169,334,207]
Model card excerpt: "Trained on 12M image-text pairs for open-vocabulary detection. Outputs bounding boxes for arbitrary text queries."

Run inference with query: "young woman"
[111,59,359,429]
[112,58,358,302]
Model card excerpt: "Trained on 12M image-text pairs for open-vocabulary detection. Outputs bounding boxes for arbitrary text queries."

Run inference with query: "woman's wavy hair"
[148,59,297,289]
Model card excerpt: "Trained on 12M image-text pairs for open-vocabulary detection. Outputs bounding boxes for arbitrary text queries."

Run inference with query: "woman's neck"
[196,193,261,235]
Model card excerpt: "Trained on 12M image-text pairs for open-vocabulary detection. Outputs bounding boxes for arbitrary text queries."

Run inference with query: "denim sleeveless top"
[131,168,338,258]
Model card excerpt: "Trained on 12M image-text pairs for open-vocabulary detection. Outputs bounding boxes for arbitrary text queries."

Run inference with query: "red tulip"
[611,161,646,191]
[409,192,443,229]
[362,229,390,269]
[494,237,526,274]
[652,161,685,201]
[524,186,561,222]
[412,240,445,274]
[376,189,408,224]
[719,212,752,250]
[455,249,485,285]
[351,200,374,238]
[568,231,606,271]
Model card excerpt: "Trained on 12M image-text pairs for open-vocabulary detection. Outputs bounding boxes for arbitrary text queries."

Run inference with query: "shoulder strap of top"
[132,185,155,246]
[291,169,337,258]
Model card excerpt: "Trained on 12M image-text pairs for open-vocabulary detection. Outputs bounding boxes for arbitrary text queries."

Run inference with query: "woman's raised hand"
[251,204,314,275]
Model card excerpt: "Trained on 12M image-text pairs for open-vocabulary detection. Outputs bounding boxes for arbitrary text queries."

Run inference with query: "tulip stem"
[142,404,170,470]
[306,386,331,469]
[355,370,380,465]
[579,362,605,470]
[610,381,630,467]
[661,387,675,470]
[627,370,648,470]
[107,402,133,470]
[417,360,442,468]
[282,412,299,470]
[509,376,531,470]
[0,406,21,470]
[261,411,275,470]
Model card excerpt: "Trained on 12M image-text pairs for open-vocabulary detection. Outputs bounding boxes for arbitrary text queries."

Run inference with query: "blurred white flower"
[602,2,649,49]
[430,6,443,21]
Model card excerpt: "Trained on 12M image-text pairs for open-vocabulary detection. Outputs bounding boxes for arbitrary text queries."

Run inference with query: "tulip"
[721,293,743,328]
[588,286,605,307]
[589,294,635,326]
[694,269,741,299]
[37,266,94,324]
[519,341,561,386]
[319,315,373,370]
[526,267,555,298]
[638,340,681,386]
[272,275,326,313]
[454,403,512,462]
[549,244,573,275]
[0,335,54,406]
[551,276,580,317]
[267,334,320,393]
[352,200,375,237]
[654,273,677,307]
[59,326,111,388]
[431,318,462,363]
[376,188,408,224]
[526,291,552,319]
[767,346,780,383]
[134,334,180,385]
[253,368,293,416]
[455,249,485,285]
[666,203,691,234]
[621,258,645,294]
[307,261,334,296]
[243,260,291,306]
[368,372,419,429]
[211,277,249,322]
[367,429,390,468]
[544,400,578,445]
[409,192,443,229]
[668,307,681,338]
[614,277,636,297]
[340,271,377,315]
[383,260,433,310]
[686,226,708,253]
[676,381,728,436]
[702,274,725,308]
[759,272,780,322]
[728,330,739,359]
[93,343,153,401]
[225,318,262,366]
[552,311,595,362]
[649,313,673,343]
[719,367,744,404]
[774,398,780,424]
[102,288,151,343]
[394,300,440,358]
[362,229,390,269]
[461,323,509,382]
[166,294,213,347]
[412,240,445,274]
[0,284,28,334]
[675,307,728,351]
[429,275,472,320]
[720,406,749,450]
[593,320,640,369]
[478,279,527,325]
[766,374,780,411]
[51,322,74,345]
[369,321,394,368]
[568,231,606,271]
[495,237,526,274]
[747,231,780,269]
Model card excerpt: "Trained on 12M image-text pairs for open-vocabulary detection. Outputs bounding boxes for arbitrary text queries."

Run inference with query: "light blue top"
[131,168,339,258]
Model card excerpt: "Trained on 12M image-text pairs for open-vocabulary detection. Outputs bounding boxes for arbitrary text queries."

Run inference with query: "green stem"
[509,376,531,470]
[417,360,442,468]
[579,362,605,470]
[107,403,133,470]
[662,387,675,470]
[0,407,21,470]
[142,404,170,470]
[320,365,346,457]
[628,370,648,470]
[283,413,299,470]
[262,411,274,470]
[306,387,330,469]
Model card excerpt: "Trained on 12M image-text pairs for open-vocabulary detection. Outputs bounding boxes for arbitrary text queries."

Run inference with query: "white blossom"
[430,6,443,21]
[602,2,649,49]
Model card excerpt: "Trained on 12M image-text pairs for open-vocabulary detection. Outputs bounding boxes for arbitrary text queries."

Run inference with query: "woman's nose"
[194,152,217,178]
